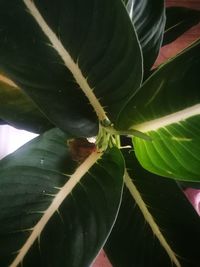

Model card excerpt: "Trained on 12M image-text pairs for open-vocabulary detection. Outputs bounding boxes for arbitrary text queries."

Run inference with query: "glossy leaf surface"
[0,128,124,267]
[0,0,142,136]
[105,150,200,267]
[0,74,53,133]
[125,0,166,73]
[163,7,200,46]
[118,40,200,181]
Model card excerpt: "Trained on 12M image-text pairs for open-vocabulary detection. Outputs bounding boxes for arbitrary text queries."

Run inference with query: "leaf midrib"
[124,170,181,267]
[0,74,18,88]
[23,0,108,123]
[9,151,102,267]
[132,104,200,132]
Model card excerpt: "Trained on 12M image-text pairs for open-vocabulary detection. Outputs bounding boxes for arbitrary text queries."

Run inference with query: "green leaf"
[0,73,53,133]
[0,119,5,125]
[105,150,200,267]
[0,0,142,136]
[0,128,124,267]
[125,0,166,74]
[177,180,200,190]
[117,39,200,181]
[122,0,129,5]
[163,7,200,46]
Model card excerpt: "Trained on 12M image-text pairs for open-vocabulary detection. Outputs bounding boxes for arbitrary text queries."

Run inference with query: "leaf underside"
[0,128,124,267]
[163,6,200,46]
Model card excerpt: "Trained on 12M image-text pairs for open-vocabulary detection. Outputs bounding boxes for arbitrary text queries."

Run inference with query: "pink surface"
[92,250,112,267]
[185,189,200,216]
[166,0,200,10]
[154,22,200,67]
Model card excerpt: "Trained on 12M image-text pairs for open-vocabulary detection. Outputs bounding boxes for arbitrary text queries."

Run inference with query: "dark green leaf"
[118,39,200,181]
[0,0,142,136]
[163,7,200,46]
[177,181,200,190]
[0,119,5,125]
[0,128,124,267]
[105,150,200,267]
[0,74,53,133]
[122,0,129,5]
[125,0,166,74]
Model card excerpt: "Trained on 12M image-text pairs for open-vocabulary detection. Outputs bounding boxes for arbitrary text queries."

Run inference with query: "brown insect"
[68,138,97,163]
